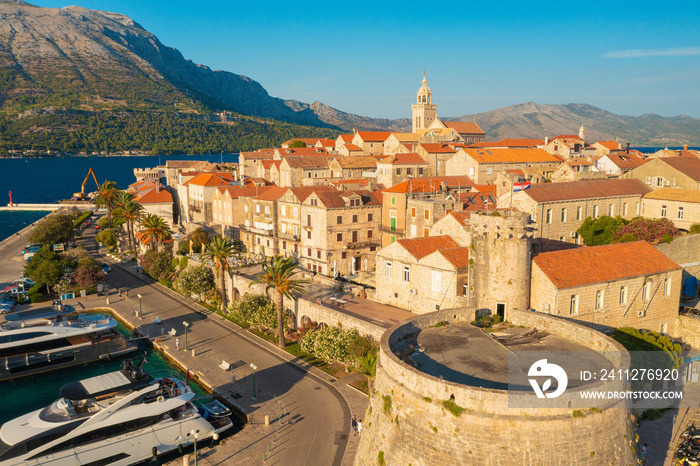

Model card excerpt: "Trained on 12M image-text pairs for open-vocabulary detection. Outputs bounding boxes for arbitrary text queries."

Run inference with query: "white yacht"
[0,314,137,381]
[0,358,233,465]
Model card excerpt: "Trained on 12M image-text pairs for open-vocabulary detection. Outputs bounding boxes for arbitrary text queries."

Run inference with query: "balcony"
[380,226,404,234]
[345,240,380,249]
[278,232,300,241]
[249,227,274,236]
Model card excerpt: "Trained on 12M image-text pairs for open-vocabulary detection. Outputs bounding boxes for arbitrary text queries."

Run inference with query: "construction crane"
[73,168,100,200]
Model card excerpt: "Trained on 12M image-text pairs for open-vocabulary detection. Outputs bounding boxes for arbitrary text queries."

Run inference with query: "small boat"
[0,356,233,465]
[0,314,137,381]
[3,305,75,323]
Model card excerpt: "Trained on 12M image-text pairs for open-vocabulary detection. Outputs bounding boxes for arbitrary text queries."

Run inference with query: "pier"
[0,203,96,211]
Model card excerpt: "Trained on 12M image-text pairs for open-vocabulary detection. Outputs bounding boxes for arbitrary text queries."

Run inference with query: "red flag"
[185,368,190,386]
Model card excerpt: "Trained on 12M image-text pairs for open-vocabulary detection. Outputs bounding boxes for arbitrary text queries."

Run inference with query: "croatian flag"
[513,181,531,192]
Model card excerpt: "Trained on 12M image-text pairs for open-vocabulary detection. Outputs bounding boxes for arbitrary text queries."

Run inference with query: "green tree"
[612,217,680,244]
[250,256,307,348]
[288,140,306,148]
[190,228,210,253]
[24,246,64,296]
[114,198,143,252]
[95,181,119,229]
[28,214,74,245]
[174,264,215,297]
[577,215,628,246]
[95,228,118,249]
[137,213,172,251]
[351,352,378,397]
[201,236,237,311]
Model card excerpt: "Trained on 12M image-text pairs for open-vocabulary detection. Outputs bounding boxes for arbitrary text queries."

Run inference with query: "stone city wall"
[678,314,700,349]
[354,308,638,466]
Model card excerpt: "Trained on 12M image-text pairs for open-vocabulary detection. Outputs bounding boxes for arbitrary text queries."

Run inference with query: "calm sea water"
[0,154,238,242]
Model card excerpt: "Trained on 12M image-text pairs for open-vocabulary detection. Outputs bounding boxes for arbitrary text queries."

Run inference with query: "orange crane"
[73,168,100,200]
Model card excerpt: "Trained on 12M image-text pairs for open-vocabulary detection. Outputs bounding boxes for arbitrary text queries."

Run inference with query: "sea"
[0,154,239,242]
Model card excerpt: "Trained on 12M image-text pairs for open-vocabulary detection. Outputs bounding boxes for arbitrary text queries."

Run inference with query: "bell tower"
[411,71,437,133]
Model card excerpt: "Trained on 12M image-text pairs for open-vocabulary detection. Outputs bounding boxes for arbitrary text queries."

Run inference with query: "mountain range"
[0,0,699,152]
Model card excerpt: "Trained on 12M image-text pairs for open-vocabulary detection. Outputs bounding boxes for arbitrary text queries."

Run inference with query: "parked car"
[101,263,111,273]
[75,232,82,239]
[24,252,36,261]
[0,304,13,314]
[22,245,41,255]
[95,225,101,230]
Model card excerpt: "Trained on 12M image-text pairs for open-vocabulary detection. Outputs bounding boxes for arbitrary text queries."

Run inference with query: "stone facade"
[622,157,700,191]
[354,308,637,466]
[678,315,700,349]
[642,188,700,230]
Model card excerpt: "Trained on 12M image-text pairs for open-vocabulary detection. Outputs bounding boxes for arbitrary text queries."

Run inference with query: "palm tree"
[350,352,377,398]
[120,201,144,253]
[113,191,136,251]
[251,256,307,348]
[201,236,237,312]
[136,213,172,251]
[95,181,118,229]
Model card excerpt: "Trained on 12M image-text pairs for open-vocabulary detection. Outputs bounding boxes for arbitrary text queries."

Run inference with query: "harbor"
[0,201,366,465]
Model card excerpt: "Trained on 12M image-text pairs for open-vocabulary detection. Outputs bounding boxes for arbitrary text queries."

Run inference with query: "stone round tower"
[467,211,532,320]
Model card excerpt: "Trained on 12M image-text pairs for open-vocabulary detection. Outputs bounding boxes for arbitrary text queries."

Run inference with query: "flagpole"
[509,178,513,216]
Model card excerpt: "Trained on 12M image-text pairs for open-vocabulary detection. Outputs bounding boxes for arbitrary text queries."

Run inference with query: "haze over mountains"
[0,0,699,149]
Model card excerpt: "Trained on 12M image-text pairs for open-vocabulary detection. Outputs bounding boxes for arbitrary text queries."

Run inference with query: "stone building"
[375,153,429,188]
[380,176,473,246]
[211,185,273,239]
[328,156,378,180]
[337,143,364,157]
[276,186,337,260]
[240,186,288,258]
[375,235,470,314]
[178,172,234,227]
[549,159,605,182]
[642,188,700,230]
[438,121,486,144]
[134,186,174,230]
[278,156,332,187]
[591,140,621,156]
[415,143,457,177]
[542,132,595,159]
[383,133,420,155]
[499,178,652,244]
[351,131,392,155]
[596,151,646,176]
[446,148,562,184]
[622,156,700,190]
[412,75,437,133]
[530,241,682,335]
[299,189,381,276]
[238,149,274,179]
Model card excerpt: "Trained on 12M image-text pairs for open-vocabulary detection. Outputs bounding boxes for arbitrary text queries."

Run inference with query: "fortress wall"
[354,308,638,465]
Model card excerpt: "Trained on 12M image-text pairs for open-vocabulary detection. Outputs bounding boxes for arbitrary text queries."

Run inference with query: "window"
[419,168,424,175]
[342,252,347,259]
[424,210,430,220]
[352,215,358,223]
[664,278,671,296]
[622,203,628,216]
[337,215,342,225]
[352,231,358,242]
[282,240,286,250]
[431,271,441,292]
[307,248,311,256]
[367,230,373,239]
[396,168,401,175]
[385,261,392,278]
[310,199,318,206]
[370,246,377,252]
[569,294,579,315]
[595,290,604,309]
[635,202,639,215]
[317,250,321,259]
[642,280,652,301]
[390,236,396,243]
[546,209,552,224]
[423,228,430,237]
[265,205,270,214]
[307,230,311,239]
[410,224,417,236]
[678,207,684,219]
[403,266,410,282]
[641,202,645,215]
[337,233,342,242]
[293,225,298,236]
[391,196,396,206]
[486,167,493,175]
[463,284,468,296]
[646,176,651,185]
[577,206,582,221]
[307,215,312,227]
[406,168,412,175]
[411,208,416,218]
[619,286,628,305]
[561,208,567,222]
[256,204,260,213]
[661,205,667,217]
[608,204,614,216]
[282,205,286,215]
[244,204,248,212]
[469,167,475,176]
[293,207,298,217]
[593,205,599,218]
[368,213,373,222]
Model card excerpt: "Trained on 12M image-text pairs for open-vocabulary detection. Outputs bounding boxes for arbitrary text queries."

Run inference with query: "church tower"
[411,73,437,133]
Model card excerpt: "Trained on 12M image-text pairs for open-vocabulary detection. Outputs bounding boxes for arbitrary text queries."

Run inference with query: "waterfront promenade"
[0,217,370,466]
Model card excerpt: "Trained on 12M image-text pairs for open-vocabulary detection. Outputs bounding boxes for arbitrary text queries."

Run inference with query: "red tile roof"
[461,148,562,164]
[275,147,328,157]
[342,144,363,151]
[523,179,651,203]
[660,156,700,181]
[447,210,471,225]
[338,134,354,143]
[288,186,337,203]
[355,131,393,142]
[254,186,288,201]
[533,241,680,289]
[397,235,460,260]
[604,152,646,170]
[384,176,475,193]
[282,156,331,168]
[443,121,485,134]
[216,185,273,199]
[335,156,378,168]
[596,141,621,150]
[137,188,172,204]
[240,150,275,160]
[469,139,544,149]
[437,247,471,268]
[186,173,233,187]
[380,153,428,165]
[418,143,458,153]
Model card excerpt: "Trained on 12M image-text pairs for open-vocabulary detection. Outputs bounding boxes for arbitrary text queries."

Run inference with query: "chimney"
[684,144,689,151]
[626,142,630,154]
[544,136,549,145]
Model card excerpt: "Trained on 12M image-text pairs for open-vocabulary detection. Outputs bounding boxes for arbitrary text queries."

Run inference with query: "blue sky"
[34,0,700,119]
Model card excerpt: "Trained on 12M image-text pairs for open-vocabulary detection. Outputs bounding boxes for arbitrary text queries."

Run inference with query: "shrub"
[442,399,466,416]
[179,256,189,269]
[611,327,683,370]
[299,326,357,363]
[228,293,277,329]
[689,224,700,234]
[347,333,378,359]
[612,217,679,244]
[139,250,174,281]
[577,215,628,246]
[177,240,190,256]
[175,264,215,297]
[95,229,118,248]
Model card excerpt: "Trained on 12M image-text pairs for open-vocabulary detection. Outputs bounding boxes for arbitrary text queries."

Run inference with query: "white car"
[0,304,13,314]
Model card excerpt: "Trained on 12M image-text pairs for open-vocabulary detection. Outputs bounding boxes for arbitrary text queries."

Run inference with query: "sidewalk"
[92,257,368,466]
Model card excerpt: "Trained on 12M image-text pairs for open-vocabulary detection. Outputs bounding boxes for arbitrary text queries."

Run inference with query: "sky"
[32,0,700,119]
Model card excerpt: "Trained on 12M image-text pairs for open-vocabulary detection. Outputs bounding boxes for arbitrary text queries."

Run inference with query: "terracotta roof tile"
[533,241,680,289]
[187,173,233,187]
[604,152,646,169]
[397,235,460,260]
[380,153,428,165]
[448,211,471,225]
[254,186,288,201]
[443,121,485,134]
[384,176,474,193]
[643,188,700,203]
[282,156,331,168]
[355,131,393,142]
[338,134,354,143]
[335,157,378,168]
[660,156,700,180]
[275,147,328,157]
[461,148,562,164]
[240,150,275,160]
[523,179,651,203]
[596,141,621,150]
[342,144,363,151]
[436,247,471,268]
[418,143,457,153]
[288,186,336,202]
[137,188,172,204]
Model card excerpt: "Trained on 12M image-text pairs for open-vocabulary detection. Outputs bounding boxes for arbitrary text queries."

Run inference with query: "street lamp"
[137,294,143,318]
[250,363,257,400]
[190,430,199,466]
[183,321,190,351]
